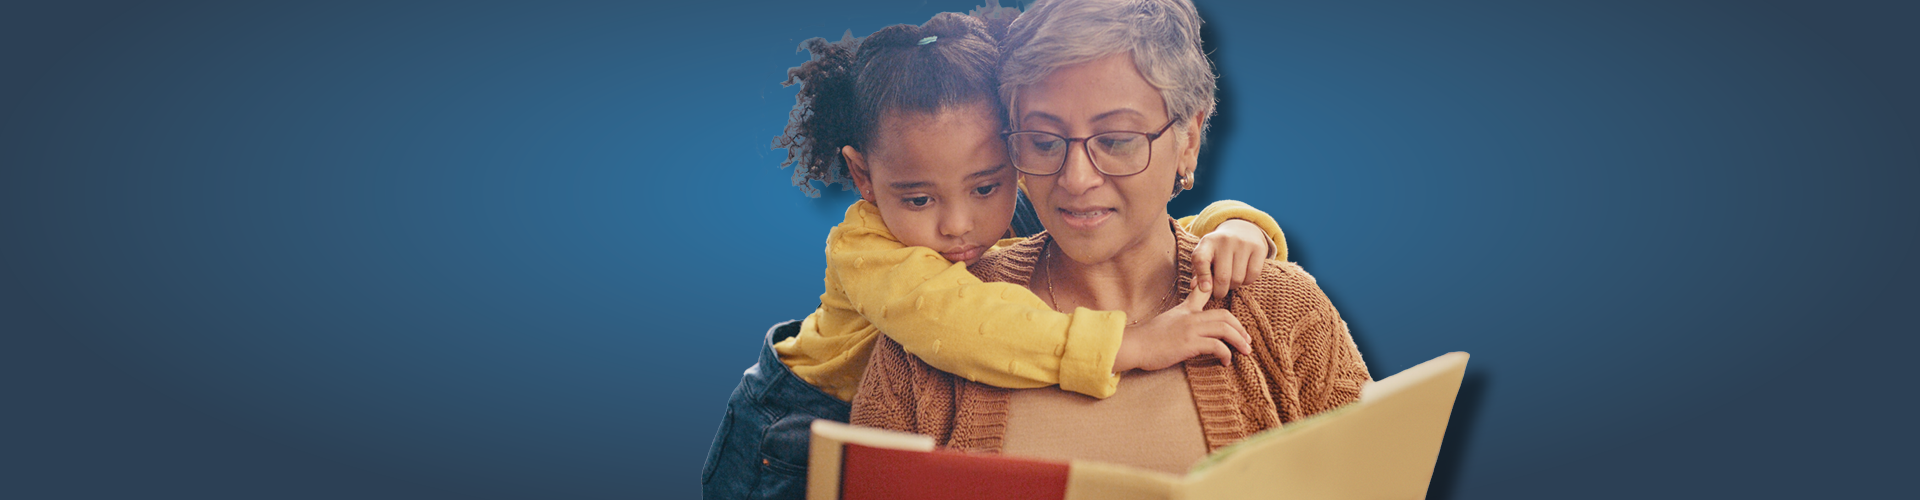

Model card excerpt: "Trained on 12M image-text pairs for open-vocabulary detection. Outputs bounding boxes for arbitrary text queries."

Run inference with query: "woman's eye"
[974,184,998,196]
[903,196,931,207]
[1097,135,1141,155]
[1028,137,1063,152]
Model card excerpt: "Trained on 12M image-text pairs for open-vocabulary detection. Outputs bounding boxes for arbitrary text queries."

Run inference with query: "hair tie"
[917,36,938,45]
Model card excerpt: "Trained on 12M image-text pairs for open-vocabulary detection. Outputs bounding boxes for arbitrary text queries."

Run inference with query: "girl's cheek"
[886,212,938,249]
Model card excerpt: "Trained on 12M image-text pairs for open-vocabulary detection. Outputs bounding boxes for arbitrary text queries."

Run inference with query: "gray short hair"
[999,0,1216,140]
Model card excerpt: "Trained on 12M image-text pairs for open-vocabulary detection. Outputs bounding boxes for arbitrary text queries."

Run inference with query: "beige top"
[1002,367,1208,474]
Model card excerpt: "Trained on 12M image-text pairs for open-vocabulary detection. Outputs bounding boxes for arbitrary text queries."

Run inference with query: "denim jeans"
[702,320,851,500]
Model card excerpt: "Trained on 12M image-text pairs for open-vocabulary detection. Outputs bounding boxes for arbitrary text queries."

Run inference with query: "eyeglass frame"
[1000,118,1181,176]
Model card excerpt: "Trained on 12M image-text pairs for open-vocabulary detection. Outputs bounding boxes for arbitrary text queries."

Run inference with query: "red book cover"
[840,443,1071,500]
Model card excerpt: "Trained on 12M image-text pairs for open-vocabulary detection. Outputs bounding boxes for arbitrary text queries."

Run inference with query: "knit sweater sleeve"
[829,201,1127,398]
[1292,299,1371,417]
[1240,261,1372,423]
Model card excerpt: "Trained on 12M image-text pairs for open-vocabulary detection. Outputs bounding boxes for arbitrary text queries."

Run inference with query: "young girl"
[703,12,1287,500]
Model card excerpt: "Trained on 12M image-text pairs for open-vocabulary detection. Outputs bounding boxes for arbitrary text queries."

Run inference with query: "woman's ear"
[1176,110,1209,179]
[843,145,874,202]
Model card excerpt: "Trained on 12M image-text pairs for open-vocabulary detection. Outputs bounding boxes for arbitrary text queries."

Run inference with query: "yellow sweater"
[774,199,1287,401]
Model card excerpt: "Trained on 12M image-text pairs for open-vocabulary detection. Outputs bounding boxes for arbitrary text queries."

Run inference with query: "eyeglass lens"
[1007,131,1154,176]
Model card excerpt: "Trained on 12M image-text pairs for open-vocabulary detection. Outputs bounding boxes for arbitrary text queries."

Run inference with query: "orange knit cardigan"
[850,222,1373,454]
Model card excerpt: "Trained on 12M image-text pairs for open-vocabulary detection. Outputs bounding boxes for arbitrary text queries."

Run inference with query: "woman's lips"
[1055,207,1114,231]
[942,245,985,262]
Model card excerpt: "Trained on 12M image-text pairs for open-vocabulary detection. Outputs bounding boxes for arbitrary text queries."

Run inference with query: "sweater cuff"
[1058,307,1126,399]
[1192,202,1288,262]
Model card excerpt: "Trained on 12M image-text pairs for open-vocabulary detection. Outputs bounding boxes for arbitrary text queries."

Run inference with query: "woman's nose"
[1057,143,1105,195]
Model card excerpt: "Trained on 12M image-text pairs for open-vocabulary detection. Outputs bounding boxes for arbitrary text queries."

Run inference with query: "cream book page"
[810,352,1469,500]
[1176,352,1468,500]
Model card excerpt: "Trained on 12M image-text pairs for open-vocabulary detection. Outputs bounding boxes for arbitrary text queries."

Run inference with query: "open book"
[808,351,1469,500]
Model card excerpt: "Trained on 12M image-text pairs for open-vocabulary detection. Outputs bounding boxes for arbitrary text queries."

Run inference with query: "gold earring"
[1180,171,1196,190]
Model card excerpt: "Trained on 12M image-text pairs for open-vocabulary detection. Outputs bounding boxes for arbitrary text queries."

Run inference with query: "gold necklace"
[1041,239,1178,327]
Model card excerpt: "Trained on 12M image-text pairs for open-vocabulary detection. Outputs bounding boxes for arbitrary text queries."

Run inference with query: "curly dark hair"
[773,12,1005,197]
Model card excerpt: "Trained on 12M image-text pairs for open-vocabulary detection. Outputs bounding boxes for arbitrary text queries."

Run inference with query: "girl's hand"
[1191,219,1271,300]
[1114,281,1253,373]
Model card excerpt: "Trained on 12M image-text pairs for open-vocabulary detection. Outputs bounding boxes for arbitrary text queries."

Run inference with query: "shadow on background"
[1167,10,1232,219]
[1426,370,1490,500]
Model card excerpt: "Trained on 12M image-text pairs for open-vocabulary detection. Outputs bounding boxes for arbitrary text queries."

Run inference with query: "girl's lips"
[1056,207,1114,231]
[942,245,985,262]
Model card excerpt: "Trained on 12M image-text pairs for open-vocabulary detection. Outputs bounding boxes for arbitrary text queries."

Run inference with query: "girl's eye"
[974,184,999,196]
[904,196,931,207]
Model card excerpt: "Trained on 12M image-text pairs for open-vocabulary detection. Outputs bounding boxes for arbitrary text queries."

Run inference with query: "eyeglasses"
[1001,118,1179,176]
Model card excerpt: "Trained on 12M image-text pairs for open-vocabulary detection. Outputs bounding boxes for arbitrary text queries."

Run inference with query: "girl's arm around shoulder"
[827,203,1128,399]
[1179,199,1286,261]
[1181,199,1288,300]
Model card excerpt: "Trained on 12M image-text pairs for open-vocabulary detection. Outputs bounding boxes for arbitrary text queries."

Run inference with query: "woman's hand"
[1114,281,1253,373]
[1191,219,1271,300]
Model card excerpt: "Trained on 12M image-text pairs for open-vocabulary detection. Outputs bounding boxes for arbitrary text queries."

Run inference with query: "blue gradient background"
[2,0,1914,498]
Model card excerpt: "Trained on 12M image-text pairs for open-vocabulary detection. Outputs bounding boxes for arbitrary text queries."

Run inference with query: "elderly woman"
[850,0,1372,473]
